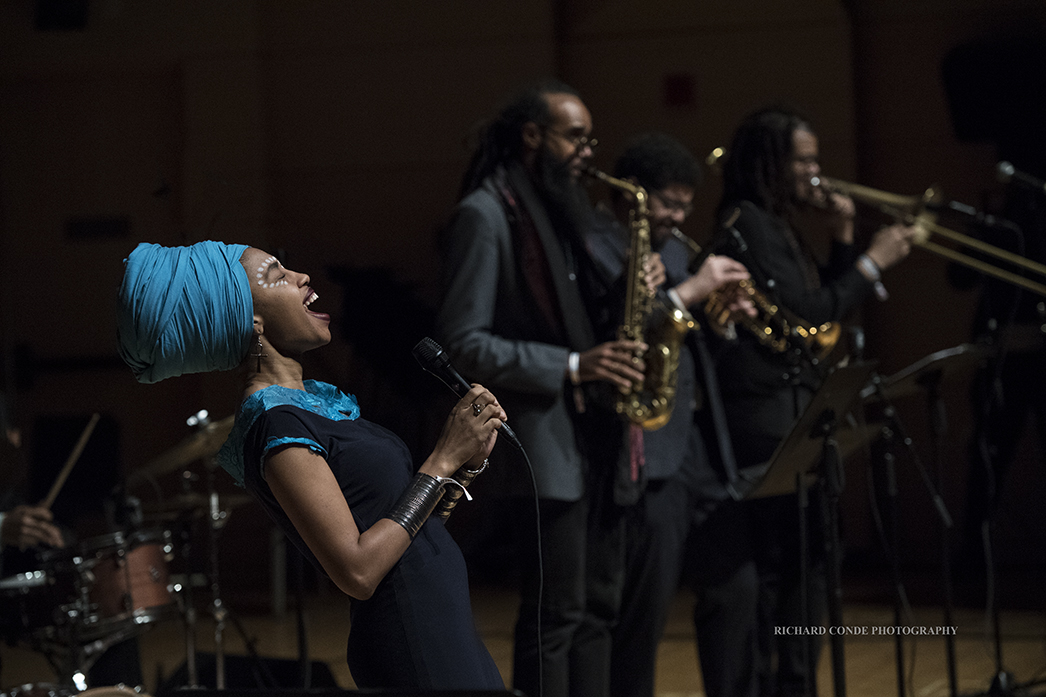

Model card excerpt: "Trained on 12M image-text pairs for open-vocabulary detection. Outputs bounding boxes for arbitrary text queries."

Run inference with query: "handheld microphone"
[412,337,523,450]
[997,161,1046,196]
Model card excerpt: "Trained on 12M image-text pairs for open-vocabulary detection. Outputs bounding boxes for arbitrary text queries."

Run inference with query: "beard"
[533,144,593,242]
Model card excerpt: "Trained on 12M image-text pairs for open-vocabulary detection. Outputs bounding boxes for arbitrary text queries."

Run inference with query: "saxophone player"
[713,106,915,697]
[437,81,659,697]
[584,132,759,697]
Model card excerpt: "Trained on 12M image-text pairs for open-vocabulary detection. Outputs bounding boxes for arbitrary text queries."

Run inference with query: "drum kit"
[1,410,249,696]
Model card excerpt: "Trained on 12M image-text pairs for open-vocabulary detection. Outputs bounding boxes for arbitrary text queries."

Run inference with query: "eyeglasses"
[651,191,694,217]
[543,128,598,152]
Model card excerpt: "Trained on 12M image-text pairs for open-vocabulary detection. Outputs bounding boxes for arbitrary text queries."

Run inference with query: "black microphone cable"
[412,337,545,697]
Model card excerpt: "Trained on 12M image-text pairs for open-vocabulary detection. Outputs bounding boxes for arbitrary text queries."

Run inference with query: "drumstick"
[41,412,101,510]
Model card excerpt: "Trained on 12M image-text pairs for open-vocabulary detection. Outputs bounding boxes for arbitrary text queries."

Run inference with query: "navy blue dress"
[216,380,503,690]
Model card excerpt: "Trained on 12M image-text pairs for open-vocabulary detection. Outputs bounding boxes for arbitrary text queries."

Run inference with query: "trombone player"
[711,106,916,697]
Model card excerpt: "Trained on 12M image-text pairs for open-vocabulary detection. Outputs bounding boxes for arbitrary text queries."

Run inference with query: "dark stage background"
[1,0,1044,608]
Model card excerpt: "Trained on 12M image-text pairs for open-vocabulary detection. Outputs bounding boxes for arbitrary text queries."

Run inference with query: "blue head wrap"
[117,241,254,384]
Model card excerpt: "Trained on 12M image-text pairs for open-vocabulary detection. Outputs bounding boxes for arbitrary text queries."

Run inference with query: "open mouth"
[303,288,329,322]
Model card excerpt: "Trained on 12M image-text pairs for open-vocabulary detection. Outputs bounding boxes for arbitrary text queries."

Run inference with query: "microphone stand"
[816,408,847,697]
[918,369,959,697]
[973,342,1014,697]
[862,351,966,697]
[184,410,276,690]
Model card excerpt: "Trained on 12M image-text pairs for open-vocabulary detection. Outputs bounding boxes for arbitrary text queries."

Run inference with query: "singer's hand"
[577,340,647,391]
[425,384,506,478]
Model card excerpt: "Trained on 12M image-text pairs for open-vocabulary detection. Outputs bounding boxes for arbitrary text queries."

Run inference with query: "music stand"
[732,361,878,697]
[860,343,984,404]
[734,361,877,500]
[867,344,985,697]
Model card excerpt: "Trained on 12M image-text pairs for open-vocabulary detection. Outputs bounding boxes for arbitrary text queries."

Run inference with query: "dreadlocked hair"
[457,79,581,200]
[720,106,812,217]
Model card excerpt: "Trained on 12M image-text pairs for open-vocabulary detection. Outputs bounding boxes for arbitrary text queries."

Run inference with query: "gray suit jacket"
[437,163,598,501]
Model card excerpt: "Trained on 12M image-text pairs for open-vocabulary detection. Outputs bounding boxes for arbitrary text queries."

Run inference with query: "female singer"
[117,241,506,690]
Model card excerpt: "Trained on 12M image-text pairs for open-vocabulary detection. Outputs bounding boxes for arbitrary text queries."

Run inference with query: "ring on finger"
[472,403,485,417]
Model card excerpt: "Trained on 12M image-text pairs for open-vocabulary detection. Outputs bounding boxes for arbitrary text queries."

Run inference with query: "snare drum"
[46,528,177,639]
[82,528,176,637]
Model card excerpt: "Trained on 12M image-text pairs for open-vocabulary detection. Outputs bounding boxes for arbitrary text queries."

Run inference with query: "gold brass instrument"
[704,278,841,361]
[587,167,695,430]
[672,211,842,362]
[813,175,1046,297]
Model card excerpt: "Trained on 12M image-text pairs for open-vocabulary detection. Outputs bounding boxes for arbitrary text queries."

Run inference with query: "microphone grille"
[412,336,443,367]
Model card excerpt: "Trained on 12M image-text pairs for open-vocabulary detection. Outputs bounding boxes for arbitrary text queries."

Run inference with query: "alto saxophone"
[587,167,696,430]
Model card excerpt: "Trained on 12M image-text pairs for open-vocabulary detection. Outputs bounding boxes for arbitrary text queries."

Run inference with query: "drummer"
[1,410,66,681]
[0,504,64,557]
[1,397,65,570]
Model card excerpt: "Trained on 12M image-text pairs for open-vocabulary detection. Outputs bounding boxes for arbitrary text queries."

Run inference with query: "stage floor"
[3,581,1045,697]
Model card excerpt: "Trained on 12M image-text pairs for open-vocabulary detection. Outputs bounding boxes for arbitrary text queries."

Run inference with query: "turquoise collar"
[216,380,360,486]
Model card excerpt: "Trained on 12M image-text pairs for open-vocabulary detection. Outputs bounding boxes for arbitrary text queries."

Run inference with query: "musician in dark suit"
[584,132,759,697]
[437,80,650,697]
[714,107,913,697]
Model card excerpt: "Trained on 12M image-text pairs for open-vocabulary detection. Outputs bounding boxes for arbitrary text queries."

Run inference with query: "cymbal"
[132,415,235,483]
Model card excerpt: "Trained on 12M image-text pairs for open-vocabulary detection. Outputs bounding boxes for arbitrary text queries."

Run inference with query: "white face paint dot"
[255,256,284,290]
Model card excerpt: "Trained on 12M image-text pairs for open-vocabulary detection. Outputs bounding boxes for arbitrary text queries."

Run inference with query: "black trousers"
[725,385,827,697]
[747,493,827,697]
[611,425,759,697]
[511,482,626,697]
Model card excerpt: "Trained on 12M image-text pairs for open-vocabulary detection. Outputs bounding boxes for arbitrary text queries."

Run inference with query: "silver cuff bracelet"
[387,472,447,539]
